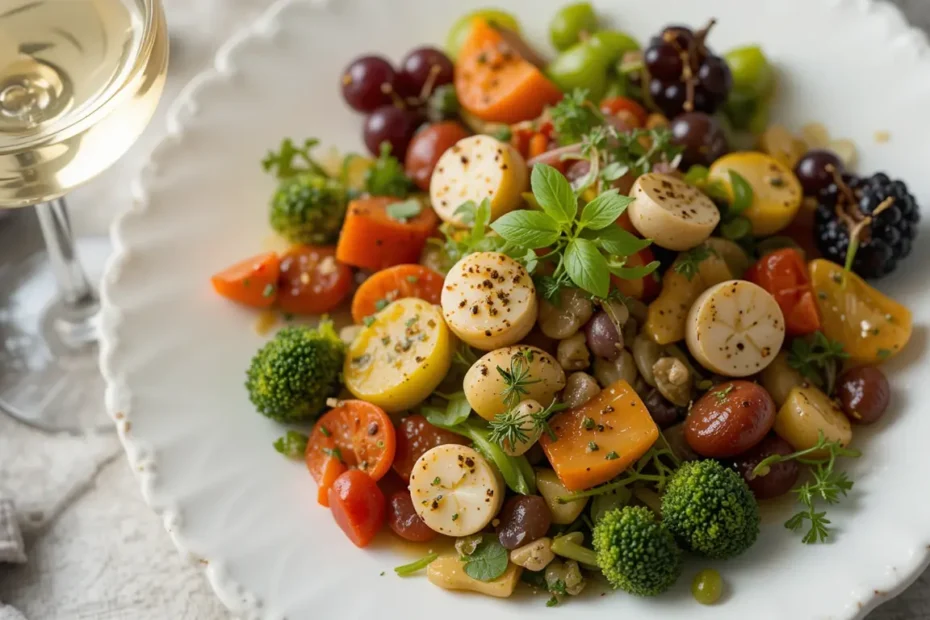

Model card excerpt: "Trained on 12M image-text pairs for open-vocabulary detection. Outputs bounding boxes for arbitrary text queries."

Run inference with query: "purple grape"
[397,47,454,98]
[363,105,421,158]
[341,55,396,113]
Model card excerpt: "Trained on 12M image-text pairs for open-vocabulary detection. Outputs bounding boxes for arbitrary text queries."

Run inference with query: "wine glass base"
[0,235,112,434]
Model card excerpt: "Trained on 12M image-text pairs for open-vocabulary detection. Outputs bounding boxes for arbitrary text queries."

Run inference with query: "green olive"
[446,9,521,60]
[547,41,610,101]
[549,2,599,51]
[588,30,640,64]
[724,45,774,98]
[691,568,723,605]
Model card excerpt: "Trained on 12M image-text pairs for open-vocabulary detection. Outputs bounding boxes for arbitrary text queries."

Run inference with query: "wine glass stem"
[34,197,100,348]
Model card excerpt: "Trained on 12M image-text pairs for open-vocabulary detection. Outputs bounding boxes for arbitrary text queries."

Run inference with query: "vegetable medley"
[211,4,919,607]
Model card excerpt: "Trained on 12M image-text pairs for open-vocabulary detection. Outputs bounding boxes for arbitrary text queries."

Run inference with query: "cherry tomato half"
[392,414,469,481]
[600,96,648,127]
[329,469,386,548]
[745,248,821,336]
[306,401,397,505]
[277,245,353,315]
[210,252,280,308]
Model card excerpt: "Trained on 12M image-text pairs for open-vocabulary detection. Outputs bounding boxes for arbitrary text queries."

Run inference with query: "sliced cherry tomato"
[314,455,348,508]
[392,414,469,481]
[277,245,353,315]
[745,248,821,336]
[306,401,397,504]
[600,96,648,127]
[210,252,280,308]
[387,491,437,542]
[350,264,445,324]
[328,469,386,548]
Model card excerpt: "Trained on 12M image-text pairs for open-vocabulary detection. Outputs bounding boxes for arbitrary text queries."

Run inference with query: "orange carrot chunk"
[455,19,563,124]
[335,197,439,271]
[350,264,445,323]
[540,380,659,491]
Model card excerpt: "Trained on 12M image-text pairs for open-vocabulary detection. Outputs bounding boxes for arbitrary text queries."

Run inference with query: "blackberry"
[814,172,920,279]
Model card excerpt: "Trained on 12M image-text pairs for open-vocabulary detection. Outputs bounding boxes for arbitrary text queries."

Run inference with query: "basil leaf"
[683,165,710,185]
[386,199,423,222]
[728,170,754,215]
[564,238,609,298]
[531,163,577,225]
[608,260,661,280]
[490,210,561,249]
[579,190,633,230]
[454,200,478,224]
[422,393,471,429]
[589,226,652,256]
[471,199,491,243]
[463,537,509,582]
[721,216,752,240]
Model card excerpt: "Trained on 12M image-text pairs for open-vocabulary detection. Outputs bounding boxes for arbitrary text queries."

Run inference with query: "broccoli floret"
[270,174,347,245]
[262,138,348,245]
[245,323,345,422]
[661,459,760,559]
[591,506,682,596]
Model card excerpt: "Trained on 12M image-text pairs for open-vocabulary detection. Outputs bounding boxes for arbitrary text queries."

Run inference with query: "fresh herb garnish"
[262,283,276,298]
[557,446,679,503]
[262,138,328,179]
[394,552,439,577]
[272,431,309,458]
[496,350,541,410]
[488,399,567,449]
[364,142,411,198]
[549,88,605,145]
[422,391,472,428]
[713,384,735,403]
[385,198,422,222]
[788,332,850,393]
[490,164,657,299]
[463,537,509,582]
[753,431,861,544]
[673,245,717,281]
[322,446,343,462]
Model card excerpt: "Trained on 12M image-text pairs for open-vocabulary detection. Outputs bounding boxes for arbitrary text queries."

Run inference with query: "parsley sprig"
[572,125,683,194]
[549,89,605,146]
[788,332,850,394]
[673,244,718,281]
[364,142,412,198]
[262,138,328,179]
[490,164,658,300]
[752,431,861,544]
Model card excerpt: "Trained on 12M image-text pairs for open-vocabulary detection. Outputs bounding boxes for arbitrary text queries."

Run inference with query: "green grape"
[549,2,599,51]
[547,41,610,101]
[446,9,521,59]
[724,45,774,98]
[588,30,640,64]
[691,568,723,605]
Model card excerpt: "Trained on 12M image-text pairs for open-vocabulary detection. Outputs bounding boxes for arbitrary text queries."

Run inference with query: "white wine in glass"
[0,0,168,432]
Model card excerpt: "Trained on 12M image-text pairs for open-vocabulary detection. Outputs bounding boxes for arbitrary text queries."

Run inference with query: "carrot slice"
[455,19,563,123]
[336,197,439,271]
[210,251,280,308]
[351,264,445,323]
[540,380,659,491]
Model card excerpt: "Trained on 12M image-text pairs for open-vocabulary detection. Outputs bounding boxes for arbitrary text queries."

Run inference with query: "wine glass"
[0,0,168,432]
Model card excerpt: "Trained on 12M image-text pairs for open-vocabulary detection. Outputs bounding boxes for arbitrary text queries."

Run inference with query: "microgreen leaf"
[385,198,422,222]
[549,89,604,145]
[579,190,633,230]
[394,552,438,576]
[531,164,577,225]
[564,238,610,298]
[422,392,472,429]
[463,537,509,582]
[490,210,561,249]
[272,431,309,459]
[364,142,412,198]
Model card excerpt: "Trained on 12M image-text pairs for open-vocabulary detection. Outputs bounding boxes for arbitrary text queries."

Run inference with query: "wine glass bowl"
[0,0,168,432]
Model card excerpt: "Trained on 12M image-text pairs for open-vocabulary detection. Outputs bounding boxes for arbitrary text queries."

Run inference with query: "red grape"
[697,56,732,97]
[644,43,683,81]
[795,150,844,196]
[341,56,397,113]
[670,112,729,167]
[397,47,454,98]
[363,105,421,159]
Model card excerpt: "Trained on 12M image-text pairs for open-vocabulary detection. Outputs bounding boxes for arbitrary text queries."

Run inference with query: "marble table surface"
[1,1,929,618]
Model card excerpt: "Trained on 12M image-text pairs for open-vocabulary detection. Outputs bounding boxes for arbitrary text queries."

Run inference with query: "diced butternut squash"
[539,380,659,491]
[455,19,563,124]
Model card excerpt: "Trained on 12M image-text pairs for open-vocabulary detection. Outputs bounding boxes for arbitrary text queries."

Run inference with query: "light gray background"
[1,1,928,618]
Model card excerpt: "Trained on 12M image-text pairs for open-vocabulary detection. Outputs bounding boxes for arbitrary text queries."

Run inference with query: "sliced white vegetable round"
[627,172,720,251]
[685,280,785,377]
[441,251,537,350]
[409,444,504,537]
[430,134,529,226]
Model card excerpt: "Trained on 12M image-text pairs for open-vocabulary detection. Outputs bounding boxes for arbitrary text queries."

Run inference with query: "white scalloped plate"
[100,0,930,618]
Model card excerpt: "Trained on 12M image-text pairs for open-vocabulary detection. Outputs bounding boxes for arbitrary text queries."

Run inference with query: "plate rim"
[99,0,930,618]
